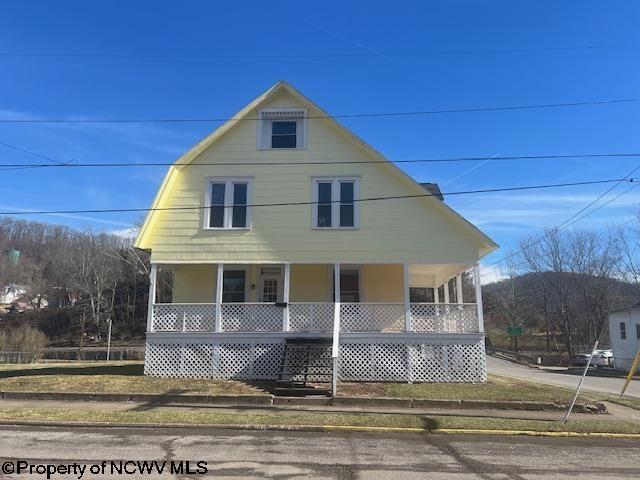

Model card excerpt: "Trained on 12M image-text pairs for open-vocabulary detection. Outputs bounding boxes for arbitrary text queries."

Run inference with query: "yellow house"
[135,81,497,394]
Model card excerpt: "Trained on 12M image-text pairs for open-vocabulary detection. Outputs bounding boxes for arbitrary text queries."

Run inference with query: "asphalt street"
[0,425,638,479]
[487,356,640,398]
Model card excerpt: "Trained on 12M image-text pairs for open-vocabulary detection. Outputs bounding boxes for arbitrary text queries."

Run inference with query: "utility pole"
[106,318,112,362]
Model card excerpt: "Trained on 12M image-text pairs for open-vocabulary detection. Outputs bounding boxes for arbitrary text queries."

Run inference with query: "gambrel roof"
[135,80,497,257]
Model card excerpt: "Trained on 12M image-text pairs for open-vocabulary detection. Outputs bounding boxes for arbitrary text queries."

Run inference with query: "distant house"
[0,284,28,306]
[135,81,497,392]
[0,284,48,312]
[609,303,640,371]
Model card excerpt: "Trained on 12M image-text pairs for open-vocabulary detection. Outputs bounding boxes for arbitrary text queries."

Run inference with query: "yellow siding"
[290,264,332,301]
[145,87,493,264]
[361,264,403,302]
[172,264,217,303]
[171,262,445,303]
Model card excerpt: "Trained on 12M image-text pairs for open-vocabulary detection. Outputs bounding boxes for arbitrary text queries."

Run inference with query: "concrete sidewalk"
[1,396,637,424]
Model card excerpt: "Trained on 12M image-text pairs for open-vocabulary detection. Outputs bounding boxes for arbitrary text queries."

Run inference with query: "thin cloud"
[479,263,505,284]
[441,154,499,187]
[0,204,132,227]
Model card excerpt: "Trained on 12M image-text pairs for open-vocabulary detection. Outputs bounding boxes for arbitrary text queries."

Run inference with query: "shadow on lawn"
[0,364,144,379]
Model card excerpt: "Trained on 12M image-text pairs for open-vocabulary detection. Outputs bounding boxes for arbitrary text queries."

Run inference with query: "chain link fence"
[0,348,145,363]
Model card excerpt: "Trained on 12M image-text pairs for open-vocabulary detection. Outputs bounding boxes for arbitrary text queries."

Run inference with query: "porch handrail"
[151,301,479,333]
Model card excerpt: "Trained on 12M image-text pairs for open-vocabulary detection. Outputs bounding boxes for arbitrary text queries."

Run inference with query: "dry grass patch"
[339,374,588,403]
[0,362,264,395]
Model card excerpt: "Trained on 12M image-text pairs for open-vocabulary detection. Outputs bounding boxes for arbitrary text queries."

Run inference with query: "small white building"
[609,302,640,371]
[0,284,28,306]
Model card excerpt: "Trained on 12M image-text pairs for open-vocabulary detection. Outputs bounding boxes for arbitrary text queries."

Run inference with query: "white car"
[591,349,614,368]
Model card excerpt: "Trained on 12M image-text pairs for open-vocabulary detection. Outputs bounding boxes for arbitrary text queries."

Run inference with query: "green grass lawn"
[0,407,637,435]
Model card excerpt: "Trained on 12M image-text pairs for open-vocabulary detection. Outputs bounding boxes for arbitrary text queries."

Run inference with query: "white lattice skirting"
[144,335,486,383]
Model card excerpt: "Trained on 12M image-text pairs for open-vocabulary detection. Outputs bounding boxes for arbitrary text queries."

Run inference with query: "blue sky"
[1,1,639,277]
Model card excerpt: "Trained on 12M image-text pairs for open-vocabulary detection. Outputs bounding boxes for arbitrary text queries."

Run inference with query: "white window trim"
[257,108,308,150]
[221,265,249,303]
[332,264,362,302]
[203,177,253,230]
[311,177,360,229]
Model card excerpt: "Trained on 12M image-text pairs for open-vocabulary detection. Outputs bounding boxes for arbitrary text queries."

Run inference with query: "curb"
[0,391,607,414]
[0,419,636,439]
[0,391,273,406]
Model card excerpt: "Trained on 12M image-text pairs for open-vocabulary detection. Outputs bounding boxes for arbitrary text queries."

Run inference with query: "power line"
[2,153,640,170]
[0,140,74,172]
[1,43,639,59]
[489,164,640,266]
[0,178,633,217]
[0,98,638,124]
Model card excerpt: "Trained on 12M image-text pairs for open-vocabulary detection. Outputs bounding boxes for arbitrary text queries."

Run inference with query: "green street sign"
[507,325,523,336]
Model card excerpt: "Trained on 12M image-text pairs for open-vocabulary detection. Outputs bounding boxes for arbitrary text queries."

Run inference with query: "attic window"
[258,108,306,149]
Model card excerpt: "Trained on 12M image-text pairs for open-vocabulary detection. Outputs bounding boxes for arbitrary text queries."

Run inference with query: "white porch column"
[283,262,291,332]
[403,263,411,332]
[215,263,224,332]
[443,280,450,304]
[146,264,157,332]
[332,263,341,396]
[456,274,463,304]
[333,263,341,350]
[474,263,485,333]
[434,286,439,303]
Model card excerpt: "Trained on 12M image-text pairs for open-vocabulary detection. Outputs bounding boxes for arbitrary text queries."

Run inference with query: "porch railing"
[151,302,479,334]
[340,303,405,332]
[289,302,334,332]
[410,303,479,333]
[221,303,282,332]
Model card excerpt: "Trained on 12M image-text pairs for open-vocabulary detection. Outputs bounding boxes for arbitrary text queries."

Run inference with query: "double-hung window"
[206,178,252,229]
[258,109,307,149]
[409,287,435,303]
[312,177,359,229]
[222,270,246,302]
[620,321,627,340]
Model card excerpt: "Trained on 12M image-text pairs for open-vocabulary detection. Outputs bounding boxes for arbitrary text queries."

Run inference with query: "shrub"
[0,326,48,362]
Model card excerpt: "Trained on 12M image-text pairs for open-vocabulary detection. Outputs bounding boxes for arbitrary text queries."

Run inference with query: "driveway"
[487,356,640,398]
[0,425,638,479]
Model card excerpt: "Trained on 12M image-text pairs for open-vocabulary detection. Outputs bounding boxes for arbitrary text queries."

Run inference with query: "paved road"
[0,425,638,479]
[487,356,640,398]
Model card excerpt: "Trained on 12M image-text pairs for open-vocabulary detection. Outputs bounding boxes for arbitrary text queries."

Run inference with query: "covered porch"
[147,263,484,335]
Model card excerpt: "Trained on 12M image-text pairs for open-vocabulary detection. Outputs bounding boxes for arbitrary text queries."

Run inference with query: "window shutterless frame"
[203,177,253,230]
[257,108,308,150]
[311,177,360,229]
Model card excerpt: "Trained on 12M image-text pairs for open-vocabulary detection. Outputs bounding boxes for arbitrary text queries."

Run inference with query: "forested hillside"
[0,217,153,345]
[483,225,640,355]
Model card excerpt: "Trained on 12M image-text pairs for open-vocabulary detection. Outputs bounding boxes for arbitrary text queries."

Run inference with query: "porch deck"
[144,262,487,387]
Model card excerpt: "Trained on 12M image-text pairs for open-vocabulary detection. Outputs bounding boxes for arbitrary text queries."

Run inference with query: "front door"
[261,277,279,302]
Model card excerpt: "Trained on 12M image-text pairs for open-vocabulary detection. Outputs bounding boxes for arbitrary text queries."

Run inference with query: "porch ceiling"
[160,262,472,288]
[409,263,472,287]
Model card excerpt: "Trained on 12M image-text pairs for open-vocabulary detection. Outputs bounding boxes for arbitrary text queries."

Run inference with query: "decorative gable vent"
[257,108,308,149]
[261,109,305,118]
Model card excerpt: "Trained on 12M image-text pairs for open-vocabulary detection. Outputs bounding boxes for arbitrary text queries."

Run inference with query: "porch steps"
[275,338,333,397]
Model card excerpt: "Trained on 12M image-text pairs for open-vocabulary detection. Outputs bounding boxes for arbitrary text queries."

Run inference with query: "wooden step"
[274,387,331,397]
[277,376,332,383]
[280,363,332,368]
[285,338,332,345]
